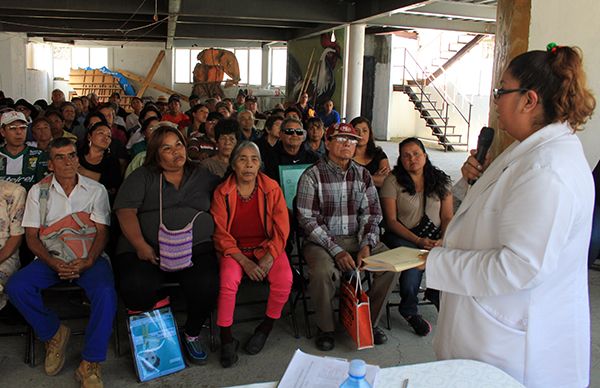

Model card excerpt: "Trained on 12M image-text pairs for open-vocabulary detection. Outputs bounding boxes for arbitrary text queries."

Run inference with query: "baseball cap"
[245,95,257,103]
[168,94,181,104]
[1,111,27,126]
[325,123,360,140]
[157,95,168,104]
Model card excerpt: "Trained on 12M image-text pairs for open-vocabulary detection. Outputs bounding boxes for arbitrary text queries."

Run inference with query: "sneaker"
[372,326,388,345]
[182,334,208,365]
[404,314,431,336]
[75,360,103,388]
[44,324,71,376]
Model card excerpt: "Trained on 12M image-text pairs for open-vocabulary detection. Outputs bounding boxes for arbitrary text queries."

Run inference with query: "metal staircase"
[394,36,484,151]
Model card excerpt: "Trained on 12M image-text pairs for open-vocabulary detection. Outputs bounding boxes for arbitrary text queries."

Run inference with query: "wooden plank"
[116,68,189,102]
[137,50,165,98]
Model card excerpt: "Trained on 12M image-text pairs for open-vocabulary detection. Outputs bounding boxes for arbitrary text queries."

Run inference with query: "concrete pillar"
[489,0,531,158]
[345,23,366,121]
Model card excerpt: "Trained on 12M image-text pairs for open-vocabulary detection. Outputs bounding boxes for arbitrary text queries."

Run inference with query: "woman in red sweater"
[210,140,292,368]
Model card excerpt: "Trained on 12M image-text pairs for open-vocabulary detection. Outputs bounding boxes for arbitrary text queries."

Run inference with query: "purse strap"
[38,175,54,227]
[159,173,203,228]
[349,268,363,295]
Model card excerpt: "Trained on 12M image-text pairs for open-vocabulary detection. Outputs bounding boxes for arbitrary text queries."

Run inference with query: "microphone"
[468,127,495,185]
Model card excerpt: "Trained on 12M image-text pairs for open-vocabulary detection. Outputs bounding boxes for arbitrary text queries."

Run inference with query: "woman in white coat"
[423,44,596,388]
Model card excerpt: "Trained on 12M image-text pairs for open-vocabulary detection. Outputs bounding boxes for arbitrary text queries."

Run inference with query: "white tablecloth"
[228,359,525,388]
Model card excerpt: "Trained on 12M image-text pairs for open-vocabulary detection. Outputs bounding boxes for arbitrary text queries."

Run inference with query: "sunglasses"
[282,128,304,136]
[492,88,528,99]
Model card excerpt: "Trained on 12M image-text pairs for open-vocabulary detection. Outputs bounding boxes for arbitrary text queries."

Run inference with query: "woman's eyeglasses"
[492,88,528,99]
[282,128,304,136]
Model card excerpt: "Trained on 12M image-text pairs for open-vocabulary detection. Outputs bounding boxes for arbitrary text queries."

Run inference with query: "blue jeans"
[382,233,439,317]
[6,258,117,362]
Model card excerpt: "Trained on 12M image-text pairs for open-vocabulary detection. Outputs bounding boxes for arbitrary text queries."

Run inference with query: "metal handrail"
[401,48,472,136]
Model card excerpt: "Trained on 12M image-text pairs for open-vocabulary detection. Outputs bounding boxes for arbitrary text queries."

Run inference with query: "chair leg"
[28,328,36,367]
[209,311,217,353]
[386,303,391,330]
[289,297,299,339]
[113,311,121,358]
[300,287,312,339]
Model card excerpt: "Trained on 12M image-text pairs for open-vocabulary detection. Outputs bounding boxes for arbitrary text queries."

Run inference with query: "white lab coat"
[427,122,593,388]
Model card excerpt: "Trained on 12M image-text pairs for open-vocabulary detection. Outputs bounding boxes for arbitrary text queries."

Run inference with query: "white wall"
[529,0,600,168]
[0,32,27,99]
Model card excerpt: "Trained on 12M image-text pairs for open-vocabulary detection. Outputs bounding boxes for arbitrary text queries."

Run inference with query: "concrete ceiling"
[0,0,497,47]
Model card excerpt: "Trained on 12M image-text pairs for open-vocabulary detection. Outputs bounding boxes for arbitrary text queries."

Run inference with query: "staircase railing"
[401,48,472,148]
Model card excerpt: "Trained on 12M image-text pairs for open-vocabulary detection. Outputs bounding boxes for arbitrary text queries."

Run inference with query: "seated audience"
[284,106,302,121]
[7,137,116,387]
[108,92,128,119]
[0,179,26,311]
[380,137,452,335]
[45,110,78,142]
[255,115,282,158]
[78,122,123,203]
[162,94,190,134]
[28,117,53,152]
[295,92,315,123]
[296,122,395,351]
[318,99,341,128]
[125,96,144,134]
[200,119,239,178]
[188,112,222,162]
[14,98,39,122]
[114,126,219,366]
[186,104,209,137]
[124,118,162,178]
[238,110,261,142]
[126,104,161,152]
[97,103,127,146]
[211,141,292,367]
[244,96,267,120]
[350,117,390,188]
[0,111,48,191]
[263,117,319,183]
[215,101,231,118]
[49,89,65,110]
[61,102,87,144]
[302,117,326,157]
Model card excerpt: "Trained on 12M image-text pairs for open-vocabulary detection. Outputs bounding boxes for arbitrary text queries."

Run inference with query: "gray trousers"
[303,236,399,332]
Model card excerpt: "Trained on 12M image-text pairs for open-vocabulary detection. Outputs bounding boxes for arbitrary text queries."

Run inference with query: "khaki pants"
[303,236,399,332]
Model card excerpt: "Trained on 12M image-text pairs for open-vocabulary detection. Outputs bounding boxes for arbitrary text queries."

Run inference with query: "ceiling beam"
[178,0,351,24]
[0,1,166,15]
[177,16,316,29]
[368,13,496,34]
[402,0,496,22]
[174,23,293,42]
[353,0,426,22]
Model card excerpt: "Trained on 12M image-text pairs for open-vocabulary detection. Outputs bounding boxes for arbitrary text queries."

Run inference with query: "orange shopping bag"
[339,270,374,350]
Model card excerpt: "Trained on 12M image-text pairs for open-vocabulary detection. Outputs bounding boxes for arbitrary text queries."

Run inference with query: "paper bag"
[339,271,374,350]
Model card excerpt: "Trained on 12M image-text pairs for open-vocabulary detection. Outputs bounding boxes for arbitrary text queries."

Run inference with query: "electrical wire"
[117,0,148,31]
[0,16,168,34]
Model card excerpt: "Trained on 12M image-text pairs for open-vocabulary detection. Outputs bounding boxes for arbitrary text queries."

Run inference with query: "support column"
[345,23,366,122]
[489,0,531,158]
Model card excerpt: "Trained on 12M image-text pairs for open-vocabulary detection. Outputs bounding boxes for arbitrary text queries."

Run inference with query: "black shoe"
[220,338,239,368]
[404,314,431,336]
[315,329,335,351]
[245,331,269,355]
[372,326,388,345]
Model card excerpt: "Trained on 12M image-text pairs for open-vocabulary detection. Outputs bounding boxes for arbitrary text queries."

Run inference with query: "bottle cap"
[348,359,367,378]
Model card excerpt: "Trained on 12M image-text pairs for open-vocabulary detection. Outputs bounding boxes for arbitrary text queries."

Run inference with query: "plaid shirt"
[296,157,382,257]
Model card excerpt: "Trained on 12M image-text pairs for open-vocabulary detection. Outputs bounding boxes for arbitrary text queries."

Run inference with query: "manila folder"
[362,246,427,272]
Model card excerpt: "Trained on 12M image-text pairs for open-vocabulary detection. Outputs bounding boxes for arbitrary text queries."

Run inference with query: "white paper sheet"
[278,349,379,388]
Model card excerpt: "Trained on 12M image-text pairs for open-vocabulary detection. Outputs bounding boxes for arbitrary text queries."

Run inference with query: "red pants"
[217,252,293,327]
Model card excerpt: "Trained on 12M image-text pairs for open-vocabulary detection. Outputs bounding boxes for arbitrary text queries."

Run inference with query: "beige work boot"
[44,324,71,376]
[75,360,103,388]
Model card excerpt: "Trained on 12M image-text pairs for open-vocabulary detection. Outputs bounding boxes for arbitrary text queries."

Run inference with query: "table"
[228,359,525,388]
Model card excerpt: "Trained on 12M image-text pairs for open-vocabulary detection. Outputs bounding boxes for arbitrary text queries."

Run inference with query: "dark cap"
[168,94,181,104]
[245,95,257,103]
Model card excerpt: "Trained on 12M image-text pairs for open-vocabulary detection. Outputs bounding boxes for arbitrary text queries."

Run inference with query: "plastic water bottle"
[340,359,371,388]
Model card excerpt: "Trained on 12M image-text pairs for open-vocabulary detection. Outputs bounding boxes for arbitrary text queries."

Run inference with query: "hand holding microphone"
[463,127,494,185]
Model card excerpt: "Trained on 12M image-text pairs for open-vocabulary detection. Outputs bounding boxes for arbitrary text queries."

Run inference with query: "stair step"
[427,124,456,129]
[442,134,462,137]
[420,113,447,120]
[439,142,468,147]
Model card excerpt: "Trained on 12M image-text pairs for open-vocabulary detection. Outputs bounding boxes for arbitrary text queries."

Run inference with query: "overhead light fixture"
[331,30,336,43]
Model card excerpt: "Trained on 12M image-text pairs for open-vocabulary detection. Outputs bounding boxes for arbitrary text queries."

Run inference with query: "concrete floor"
[1,142,597,387]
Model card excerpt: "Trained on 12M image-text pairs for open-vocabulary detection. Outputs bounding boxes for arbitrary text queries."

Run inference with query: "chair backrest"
[278,164,312,210]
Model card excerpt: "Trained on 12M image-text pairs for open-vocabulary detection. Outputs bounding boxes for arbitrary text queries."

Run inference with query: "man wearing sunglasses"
[296,123,395,351]
[0,111,48,191]
[263,117,319,183]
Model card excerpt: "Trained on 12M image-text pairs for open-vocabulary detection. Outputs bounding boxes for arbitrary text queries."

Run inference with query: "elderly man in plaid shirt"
[296,123,397,351]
